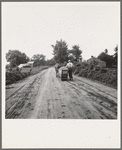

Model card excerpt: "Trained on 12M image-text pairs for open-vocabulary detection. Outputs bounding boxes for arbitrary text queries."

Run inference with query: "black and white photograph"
[2,1,120,148]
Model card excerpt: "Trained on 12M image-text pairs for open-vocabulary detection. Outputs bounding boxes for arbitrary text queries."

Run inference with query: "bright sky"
[2,2,120,61]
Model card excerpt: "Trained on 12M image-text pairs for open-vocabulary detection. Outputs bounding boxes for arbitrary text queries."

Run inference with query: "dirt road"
[6,67,117,119]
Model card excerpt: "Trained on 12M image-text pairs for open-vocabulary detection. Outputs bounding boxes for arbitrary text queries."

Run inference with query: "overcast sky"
[2,2,120,61]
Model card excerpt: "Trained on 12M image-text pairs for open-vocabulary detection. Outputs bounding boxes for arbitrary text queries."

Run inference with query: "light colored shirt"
[66,62,73,68]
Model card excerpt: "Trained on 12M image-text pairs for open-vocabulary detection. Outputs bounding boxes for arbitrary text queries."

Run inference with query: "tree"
[97,52,114,68]
[104,49,108,54]
[46,58,56,66]
[31,54,45,61]
[51,39,68,63]
[6,50,29,68]
[31,54,46,66]
[69,45,82,61]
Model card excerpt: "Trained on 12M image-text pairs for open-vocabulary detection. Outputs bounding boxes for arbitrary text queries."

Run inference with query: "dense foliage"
[97,52,113,68]
[52,39,69,63]
[46,58,56,66]
[6,70,30,85]
[31,54,46,66]
[97,45,118,68]
[6,66,49,85]
[69,45,82,61]
[6,50,29,68]
[74,60,117,88]
[51,40,82,64]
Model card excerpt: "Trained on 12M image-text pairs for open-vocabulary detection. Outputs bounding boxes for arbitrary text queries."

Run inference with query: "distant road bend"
[6,67,117,119]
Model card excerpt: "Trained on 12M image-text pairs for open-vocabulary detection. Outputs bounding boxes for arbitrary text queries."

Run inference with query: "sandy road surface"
[6,67,117,119]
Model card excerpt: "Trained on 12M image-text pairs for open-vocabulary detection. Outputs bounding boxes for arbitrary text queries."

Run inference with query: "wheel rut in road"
[65,80,117,119]
[5,67,117,119]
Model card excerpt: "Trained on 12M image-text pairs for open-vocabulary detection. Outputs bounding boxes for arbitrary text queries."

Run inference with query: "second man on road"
[66,60,73,81]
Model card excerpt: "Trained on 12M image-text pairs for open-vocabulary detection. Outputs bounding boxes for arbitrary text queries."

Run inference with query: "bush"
[6,66,49,85]
[74,68,79,74]
[6,70,30,85]
[73,61,117,88]
[79,67,88,77]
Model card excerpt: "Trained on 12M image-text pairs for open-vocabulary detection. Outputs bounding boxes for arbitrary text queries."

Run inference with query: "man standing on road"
[66,60,73,80]
[54,63,60,77]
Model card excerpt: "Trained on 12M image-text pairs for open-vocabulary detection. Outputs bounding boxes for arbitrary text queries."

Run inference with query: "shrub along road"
[5,67,117,119]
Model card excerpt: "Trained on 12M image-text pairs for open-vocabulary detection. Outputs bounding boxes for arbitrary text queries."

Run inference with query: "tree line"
[6,39,118,69]
[6,39,82,68]
[51,39,118,68]
[6,50,51,68]
[51,39,82,63]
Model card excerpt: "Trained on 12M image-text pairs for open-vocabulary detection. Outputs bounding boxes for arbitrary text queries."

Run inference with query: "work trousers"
[68,68,73,79]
